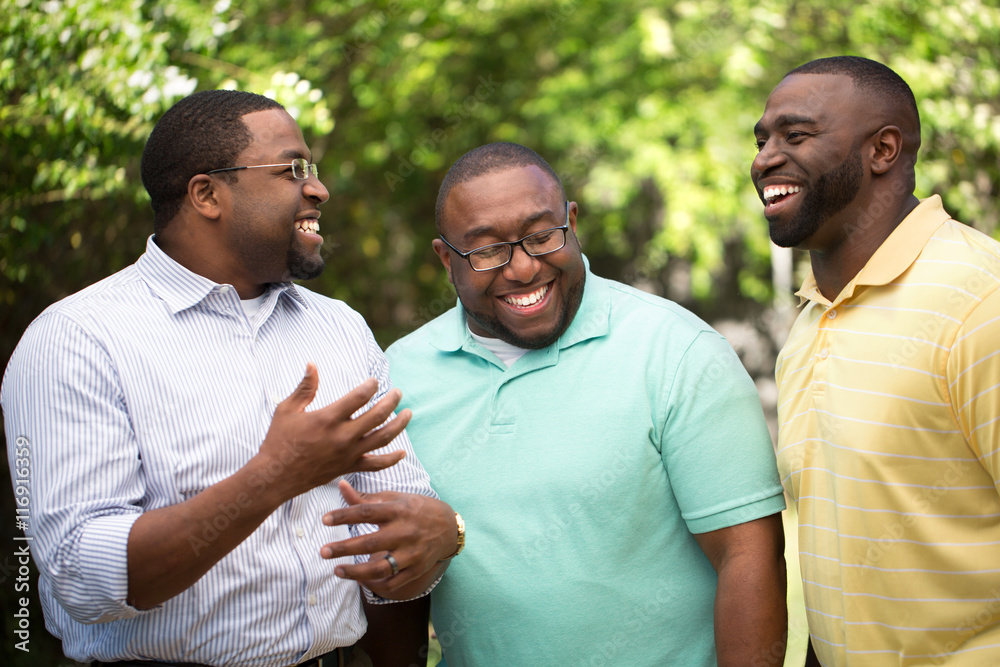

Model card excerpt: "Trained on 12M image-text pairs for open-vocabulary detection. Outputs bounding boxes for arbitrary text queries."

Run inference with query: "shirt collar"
[794,195,950,307]
[136,235,307,314]
[431,254,610,353]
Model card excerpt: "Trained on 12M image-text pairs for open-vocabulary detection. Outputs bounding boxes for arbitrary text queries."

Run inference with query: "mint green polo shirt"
[386,270,784,667]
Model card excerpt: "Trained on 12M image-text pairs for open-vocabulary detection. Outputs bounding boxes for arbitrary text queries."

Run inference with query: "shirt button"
[296,528,304,538]
[818,348,830,359]
[219,285,230,295]
[308,595,317,606]
[827,309,837,319]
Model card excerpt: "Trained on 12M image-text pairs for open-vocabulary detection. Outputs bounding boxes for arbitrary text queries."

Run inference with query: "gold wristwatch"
[439,512,465,561]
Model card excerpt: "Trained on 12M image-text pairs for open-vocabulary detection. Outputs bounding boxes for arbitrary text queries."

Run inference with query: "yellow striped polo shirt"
[776,196,1000,666]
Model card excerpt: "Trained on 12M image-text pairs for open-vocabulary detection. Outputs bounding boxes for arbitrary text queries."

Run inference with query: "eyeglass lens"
[469,228,566,270]
[291,159,318,180]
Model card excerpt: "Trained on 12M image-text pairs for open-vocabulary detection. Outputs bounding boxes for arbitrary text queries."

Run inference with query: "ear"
[869,125,903,176]
[567,201,579,234]
[187,174,225,220]
[431,239,454,284]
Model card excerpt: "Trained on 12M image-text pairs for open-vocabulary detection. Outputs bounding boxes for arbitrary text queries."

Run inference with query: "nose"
[501,244,540,283]
[304,175,330,204]
[751,138,785,180]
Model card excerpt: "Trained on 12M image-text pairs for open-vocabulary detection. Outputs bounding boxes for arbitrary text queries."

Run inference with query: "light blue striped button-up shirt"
[2,236,437,666]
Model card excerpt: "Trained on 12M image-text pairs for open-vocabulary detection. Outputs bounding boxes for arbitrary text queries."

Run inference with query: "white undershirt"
[240,293,267,320]
[469,328,529,367]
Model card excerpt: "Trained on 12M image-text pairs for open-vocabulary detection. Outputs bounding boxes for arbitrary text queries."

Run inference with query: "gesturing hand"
[320,479,457,598]
[254,363,410,503]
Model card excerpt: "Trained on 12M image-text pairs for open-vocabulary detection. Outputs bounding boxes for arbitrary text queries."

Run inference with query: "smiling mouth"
[501,283,549,309]
[762,185,802,208]
[295,218,320,234]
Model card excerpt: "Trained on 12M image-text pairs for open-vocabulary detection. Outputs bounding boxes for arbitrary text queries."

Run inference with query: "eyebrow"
[278,148,311,161]
[463,208,561,243]
[754,114,817,135]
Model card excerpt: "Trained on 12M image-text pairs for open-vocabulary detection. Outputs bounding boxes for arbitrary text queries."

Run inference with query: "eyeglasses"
[206,158,319,180]
[439,207,570,272]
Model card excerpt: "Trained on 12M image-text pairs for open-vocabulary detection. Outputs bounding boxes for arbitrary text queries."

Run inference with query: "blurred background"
[2,0,998,664]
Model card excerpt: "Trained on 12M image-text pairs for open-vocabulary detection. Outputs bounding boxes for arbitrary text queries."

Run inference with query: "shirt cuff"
[361,569,445,605]
[685,491,787,535]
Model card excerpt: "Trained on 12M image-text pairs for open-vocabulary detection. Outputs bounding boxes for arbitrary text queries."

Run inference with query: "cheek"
[454,272,495,301]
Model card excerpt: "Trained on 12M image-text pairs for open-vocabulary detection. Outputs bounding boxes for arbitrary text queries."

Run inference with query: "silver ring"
[384,553,400,577]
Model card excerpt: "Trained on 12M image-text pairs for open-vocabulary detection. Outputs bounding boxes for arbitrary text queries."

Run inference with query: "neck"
[155,221,265,299]
[809,194,920,301]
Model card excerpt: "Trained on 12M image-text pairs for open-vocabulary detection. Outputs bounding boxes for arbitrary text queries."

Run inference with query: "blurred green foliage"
[1,0,999,663]
[3,0,998,356]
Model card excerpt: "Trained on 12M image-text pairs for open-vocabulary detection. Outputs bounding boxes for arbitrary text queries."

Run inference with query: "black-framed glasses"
[206,158,319,180]
[439,206,570,272]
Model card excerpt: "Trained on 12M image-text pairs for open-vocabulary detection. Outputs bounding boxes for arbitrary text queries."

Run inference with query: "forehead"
[442,165,563,240]
[758,73,858,127]
[238,108,309,160]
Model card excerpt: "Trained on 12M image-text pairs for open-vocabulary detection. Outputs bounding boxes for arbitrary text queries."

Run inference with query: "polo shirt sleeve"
[2,313,151,624]
[949,287,1000,486]
[658,330,786,534]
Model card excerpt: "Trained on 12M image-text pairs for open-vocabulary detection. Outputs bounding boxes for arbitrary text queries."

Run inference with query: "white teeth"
[503,284,548,307]
[296,219,320,234]
[763,185,802,202]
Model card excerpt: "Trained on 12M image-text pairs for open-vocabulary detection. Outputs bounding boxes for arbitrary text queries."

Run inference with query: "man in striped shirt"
[2,90,462,666]
[753,56,1000,665]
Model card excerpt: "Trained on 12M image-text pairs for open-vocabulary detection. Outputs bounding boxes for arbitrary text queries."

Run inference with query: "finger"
[338,478,366,506]
[279,362,319,414]
[330,408,409,464]
[337,553,428,593]
[321,529,401,559]
[331,547,417,581]
[346,388,405,437]
[348,451,407,474]
[354,408,411,455]
[334,557,401,582]
[323,501,400,529]
[323,378,381,422]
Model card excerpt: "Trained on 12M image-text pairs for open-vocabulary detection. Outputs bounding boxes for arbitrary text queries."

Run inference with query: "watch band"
[438,512,465,561]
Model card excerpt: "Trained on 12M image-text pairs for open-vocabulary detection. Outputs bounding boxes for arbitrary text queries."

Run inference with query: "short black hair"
[140,90,285,232]
[786,56,920,147]
[436,142,566,230]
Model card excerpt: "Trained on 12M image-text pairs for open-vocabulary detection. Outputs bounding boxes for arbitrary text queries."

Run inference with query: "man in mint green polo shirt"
[383,142,787,666]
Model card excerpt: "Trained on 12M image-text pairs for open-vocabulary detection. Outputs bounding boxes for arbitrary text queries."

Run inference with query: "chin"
[769,220,816,250]
[288,254,326,281]
[505,329,561,350]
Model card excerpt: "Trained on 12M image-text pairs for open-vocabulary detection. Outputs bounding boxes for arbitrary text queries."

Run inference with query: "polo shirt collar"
[429,254,610,354]
[136,235,307,314]
[794,195,949,307]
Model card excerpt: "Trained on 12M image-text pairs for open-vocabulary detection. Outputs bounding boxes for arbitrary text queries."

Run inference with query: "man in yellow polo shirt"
[752,55,1000,665]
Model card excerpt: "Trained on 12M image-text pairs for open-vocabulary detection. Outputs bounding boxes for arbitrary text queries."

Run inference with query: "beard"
[768,146,864,248]
[463,272,586,350]
[286,242,325,281]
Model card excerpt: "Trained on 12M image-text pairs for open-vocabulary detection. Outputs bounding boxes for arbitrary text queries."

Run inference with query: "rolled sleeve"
[64,513,153,622]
